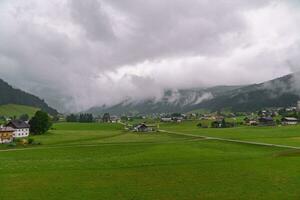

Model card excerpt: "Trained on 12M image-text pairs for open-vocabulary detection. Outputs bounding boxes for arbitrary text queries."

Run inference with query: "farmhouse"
[134,124,149,132]
[248,120,258,126]
[6,120,30,138]
[172,116,184,123]
[110,116,121,123]
[161,117,172,122]
[244,117,258,126]
[281,117,298,125]
[258,117,275,126]
[133,123,157,132]
[0,127,14,144]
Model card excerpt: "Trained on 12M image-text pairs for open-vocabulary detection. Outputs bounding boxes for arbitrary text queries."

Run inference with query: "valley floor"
[1,122,300,199]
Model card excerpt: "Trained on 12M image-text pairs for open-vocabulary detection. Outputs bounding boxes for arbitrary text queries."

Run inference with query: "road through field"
[159,129,300,150]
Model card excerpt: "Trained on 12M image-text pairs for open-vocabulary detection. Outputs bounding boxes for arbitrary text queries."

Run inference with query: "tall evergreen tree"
[102,113,111,123]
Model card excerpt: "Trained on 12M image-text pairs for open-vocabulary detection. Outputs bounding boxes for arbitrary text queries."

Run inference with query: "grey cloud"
[0,0,299,112]
[70,0,115,41]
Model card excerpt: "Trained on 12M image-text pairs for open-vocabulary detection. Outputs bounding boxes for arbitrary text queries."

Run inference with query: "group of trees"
[79,114,94,122]
[19,114,29,121]
[66,113,94,123]
[66,112,115,123]
[211,119,234,128]
[0,114,30,122]
[197,119,235,129]
[102,113,110,122]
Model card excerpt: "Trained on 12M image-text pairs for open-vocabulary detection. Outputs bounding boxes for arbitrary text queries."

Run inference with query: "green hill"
[0,79,58,115]
[0,104,39,118]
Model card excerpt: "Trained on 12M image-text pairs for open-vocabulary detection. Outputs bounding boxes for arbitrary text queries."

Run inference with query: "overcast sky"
[0,0,300,112]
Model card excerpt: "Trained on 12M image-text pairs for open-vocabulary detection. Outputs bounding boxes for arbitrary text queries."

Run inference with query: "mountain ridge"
[87,73,300,115]
[0,79,58,115]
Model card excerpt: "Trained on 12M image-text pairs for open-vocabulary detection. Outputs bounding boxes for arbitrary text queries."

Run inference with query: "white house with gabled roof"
[6,120,30,138]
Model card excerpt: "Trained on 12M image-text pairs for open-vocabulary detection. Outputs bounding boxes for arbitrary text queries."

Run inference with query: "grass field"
[0,104,39,118]
[161,121,300,146]
[2,122,300,199]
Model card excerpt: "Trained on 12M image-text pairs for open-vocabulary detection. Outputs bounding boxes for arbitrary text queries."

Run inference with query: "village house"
[161,117,173,122]
[258,117,275,126]
[281,117,298,125]
[0,126,14,144]
[110,116,121,123]
[133,123,157,132]
[248,120,258,126]
[200,115,215,120]
[244,117,258,126]
[172,116,183,123]
[6,120,30,138]
[134,124,149,132]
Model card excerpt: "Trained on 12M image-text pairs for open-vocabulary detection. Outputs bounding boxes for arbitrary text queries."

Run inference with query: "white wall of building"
[13,128,30,138]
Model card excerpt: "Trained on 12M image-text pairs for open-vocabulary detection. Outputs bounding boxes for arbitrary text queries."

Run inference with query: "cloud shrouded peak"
[0,0,300,112]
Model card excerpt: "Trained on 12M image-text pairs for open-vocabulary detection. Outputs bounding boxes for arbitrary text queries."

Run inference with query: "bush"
[19,138,28,145]
[7,142,16,147]
[28,138,34,144]
[14,138,22,143]
[31,141,41,145]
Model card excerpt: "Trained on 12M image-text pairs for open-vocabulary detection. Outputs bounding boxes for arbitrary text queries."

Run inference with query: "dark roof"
[6,120,30,129]
[259,117,273,122]
[135,124,148,129]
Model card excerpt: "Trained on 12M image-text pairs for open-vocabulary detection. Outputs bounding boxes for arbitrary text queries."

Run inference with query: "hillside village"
[101,100,300,131]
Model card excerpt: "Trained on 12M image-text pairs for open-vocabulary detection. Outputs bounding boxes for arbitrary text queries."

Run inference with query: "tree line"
[66,113,94,123]
[66,113,112,123]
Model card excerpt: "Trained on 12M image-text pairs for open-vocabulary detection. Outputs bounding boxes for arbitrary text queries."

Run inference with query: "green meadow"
[2,122,300,199]
[161,121,300,146]
[0,104,39,118]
